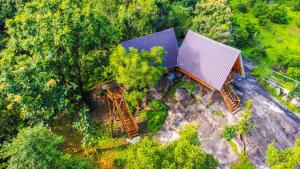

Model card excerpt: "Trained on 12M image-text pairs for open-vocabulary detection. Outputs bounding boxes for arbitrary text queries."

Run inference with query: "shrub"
[258,16,270,26]
[237,3,248,13]
[293,1,300,11]
[253,3,269,18]
[221,125,237,141]
[237,109,254,136]
[232,17,257,47]
[266,140,300,169]
[246,46,267,62]
[141,100,168,135]
[245,100,253,109]
[268,5,288,24]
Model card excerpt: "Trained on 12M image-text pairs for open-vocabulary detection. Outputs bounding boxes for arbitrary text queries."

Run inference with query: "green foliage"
[266,140,300,169]
[245,100,253,109]
[141,100,168,135]
[231,17,258,47]
[0,125,93,169]
[167,79,197,98]
[116,124,218,169]
[253,3,269,18]
[221,125,237,141]
[0,54,77,125]
[245,46,267,62]
[168,3,192,37]
[268,4,288,24]
[0,0,29,49]
[258,16,270,26]
[192,0,233,44]
[293,1,300,11]
[237,109,253,136]
[110,45,166,108]
[237,3,248,13]
[118,0,159,39]
[4,0,120,97]
[231,151,256,169]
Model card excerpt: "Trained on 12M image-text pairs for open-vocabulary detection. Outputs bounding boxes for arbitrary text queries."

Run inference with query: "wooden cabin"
[121,29,245,113]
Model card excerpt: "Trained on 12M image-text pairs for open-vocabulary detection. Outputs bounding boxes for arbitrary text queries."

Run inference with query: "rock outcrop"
[153,61,300,169]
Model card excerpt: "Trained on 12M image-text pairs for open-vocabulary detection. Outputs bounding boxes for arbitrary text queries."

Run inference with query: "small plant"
[141,100,168,135]
[245,100,253,109]
[212,110,225,118]
[237,109,254,136]
[293,1,300,11]
[258,16,270,26]
[221,125,237,141]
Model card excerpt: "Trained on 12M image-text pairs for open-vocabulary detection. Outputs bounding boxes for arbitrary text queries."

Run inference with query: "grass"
[230,140,239,154]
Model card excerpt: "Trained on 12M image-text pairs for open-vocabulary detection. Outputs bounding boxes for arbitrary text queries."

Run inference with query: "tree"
[266,140,300,169]
[0,125,93,169]
[5,0,120,98]
[0,0,29,50]
[192,0,233,44]
[168,3,193,38]
[118,0,159,39]
[110,45,166,108]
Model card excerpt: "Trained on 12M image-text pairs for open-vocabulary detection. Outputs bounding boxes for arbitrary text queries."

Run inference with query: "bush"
[266,140,300,169]
[221,125,237,141]
[268,5,288,24]
[293,1,300,11]
[253,3,269,18]
[232,17,257,47]
[258,16,270,26]
[141,100,168,135]
[237,3,248,13]
[296,19,300,28]
[237,109,254,136]
[246,46,267,62]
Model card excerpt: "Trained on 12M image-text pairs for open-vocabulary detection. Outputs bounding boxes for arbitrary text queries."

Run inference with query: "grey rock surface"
[152,60,300,169]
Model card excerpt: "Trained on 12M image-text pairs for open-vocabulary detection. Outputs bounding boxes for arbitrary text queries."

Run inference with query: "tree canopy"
[110,45,166,108]
[0,125,93,169]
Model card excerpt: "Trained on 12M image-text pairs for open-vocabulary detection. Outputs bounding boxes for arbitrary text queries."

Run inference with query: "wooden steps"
[106,86,138,138]
[221,83,240,113]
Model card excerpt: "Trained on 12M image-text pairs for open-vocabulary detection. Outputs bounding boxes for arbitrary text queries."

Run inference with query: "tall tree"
[192,0,233,44]
[4,0,120,98]
[110,45,166,108]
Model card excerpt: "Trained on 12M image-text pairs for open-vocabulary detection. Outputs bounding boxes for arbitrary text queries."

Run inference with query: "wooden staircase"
[106,85,138,138]
[221,74,240,112]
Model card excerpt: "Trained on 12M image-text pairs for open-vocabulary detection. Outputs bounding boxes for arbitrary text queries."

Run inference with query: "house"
[121,28,245,112]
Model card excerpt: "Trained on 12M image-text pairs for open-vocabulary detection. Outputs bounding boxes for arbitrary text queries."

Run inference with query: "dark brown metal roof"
[121,28,178,68]
[177,30,241,91]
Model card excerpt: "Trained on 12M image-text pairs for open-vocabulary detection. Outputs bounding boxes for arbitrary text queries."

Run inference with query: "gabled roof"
[121,28,178,68]
[177,30,241,91]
